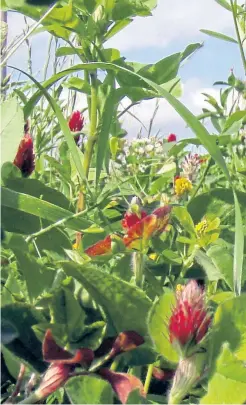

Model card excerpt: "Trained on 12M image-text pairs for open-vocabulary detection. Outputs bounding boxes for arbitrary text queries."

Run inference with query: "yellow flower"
[176,284,184,293]
[195,219,208,237]
[174,177,192,196]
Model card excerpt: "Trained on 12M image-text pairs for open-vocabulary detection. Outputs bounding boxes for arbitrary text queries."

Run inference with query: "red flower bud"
[169,280,211,349]
[167,133,177,143]
[85,235,112,257]
[13,134,35,177]
[68,111,84,132]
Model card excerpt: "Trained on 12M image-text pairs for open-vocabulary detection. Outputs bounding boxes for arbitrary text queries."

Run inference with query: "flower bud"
[13,134,35,177]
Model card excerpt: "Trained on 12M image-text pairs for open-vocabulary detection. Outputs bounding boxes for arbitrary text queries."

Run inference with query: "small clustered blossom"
[195,219,209,237]
[116,137,165,174]
[13,133,35,177]
[169,280,211,351]
[181,153,201,181]
[174,176,192,196]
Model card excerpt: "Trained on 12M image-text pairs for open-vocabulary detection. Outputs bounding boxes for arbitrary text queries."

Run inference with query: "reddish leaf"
[110,331,144,357]
[99,368,145,404]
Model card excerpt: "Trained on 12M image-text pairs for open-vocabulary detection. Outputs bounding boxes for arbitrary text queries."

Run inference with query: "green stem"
[230,0,246,74]
[190,157,212,200]
[84,72,98,178]
[0,3,58,67]
[144,364,154,394]
[133,252,145,288]
[18,391,42,404]
[25,203,98,243]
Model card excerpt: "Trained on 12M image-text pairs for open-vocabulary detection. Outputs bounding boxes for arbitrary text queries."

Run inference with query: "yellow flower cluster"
[174,177,192,196]
[195,219,208,237]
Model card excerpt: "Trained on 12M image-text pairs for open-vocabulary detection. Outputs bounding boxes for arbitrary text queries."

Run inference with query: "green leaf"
[1,303,46,372]
[148,292,179,364]
[62,262,152,336]
[138,53,181,85]
[233,191,244,296]
[172,206,195,235]
[50,287,86,344]
[63,77,91,94]
[11,66,86,184]
[200,29,237,43]
[201,343,246,404]
[96,74,116,184]
[214,0,232,11]
[65,375,113,404]
[222,110,246,134]
[56,46,84,57]
[1,187,92,232]
[13,249,55,302]
[209,295,246,365]
[194,250,222,281]
[0,96,24,166]
[207,244,234,290]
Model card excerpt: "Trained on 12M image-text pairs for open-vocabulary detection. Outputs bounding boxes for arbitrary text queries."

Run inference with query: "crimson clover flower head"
[167,133,177,142]
[13,134,35,177]
[68,111,84,132]
[169,280,211,352]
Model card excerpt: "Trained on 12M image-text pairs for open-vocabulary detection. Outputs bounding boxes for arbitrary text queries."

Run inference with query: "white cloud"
[119,78,221,139]
[107,0,234,51]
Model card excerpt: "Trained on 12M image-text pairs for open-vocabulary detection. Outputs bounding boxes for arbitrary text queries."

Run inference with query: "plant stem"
[190,157,212,200]
[230,0,246,74]
[25,203,98,243]
[0,3,58,67]
[18,391,42,404]
[84,72,98,178]
[144,363,154,394]
[133,252,145,288]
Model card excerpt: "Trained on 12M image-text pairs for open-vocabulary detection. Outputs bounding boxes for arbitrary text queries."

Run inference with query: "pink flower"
[169,280,211,350]
[167,133,177,142]
[13,134,35,177]
[68,111,84,132]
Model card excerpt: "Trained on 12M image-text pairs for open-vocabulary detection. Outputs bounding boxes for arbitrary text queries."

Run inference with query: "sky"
[6,0,244,143]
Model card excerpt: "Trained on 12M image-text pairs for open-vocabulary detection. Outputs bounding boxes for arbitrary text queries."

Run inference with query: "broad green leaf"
[194,250,222,281]
[65,375,113,404]
[1,303,46,372]
[200,344,246,404]
[56,46,84,57]
[0,97,24,166]
[200,29,237,43]
[207,244,234,290]
[63,77,91,94]
[172,206,195,235]
[209,295,246,365]
[138,53,181,85]
[1,187,92,232]
[13,249,55,302]
[62,262,152,336]
[50,287,86,344]
[148,292,179,364]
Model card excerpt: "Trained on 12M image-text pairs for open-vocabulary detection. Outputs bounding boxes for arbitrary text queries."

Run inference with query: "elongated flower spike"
[169,280,211,356]
[13,134,35,177]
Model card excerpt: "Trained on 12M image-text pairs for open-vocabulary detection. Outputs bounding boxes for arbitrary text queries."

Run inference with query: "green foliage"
[1,0,246,403]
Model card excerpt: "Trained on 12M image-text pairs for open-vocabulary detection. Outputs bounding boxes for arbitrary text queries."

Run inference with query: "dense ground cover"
[1,0,246,404]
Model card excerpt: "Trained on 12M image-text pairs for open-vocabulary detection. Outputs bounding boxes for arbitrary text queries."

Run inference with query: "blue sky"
[7,0,244,142]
